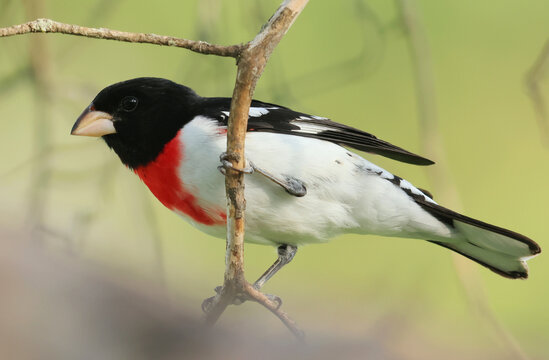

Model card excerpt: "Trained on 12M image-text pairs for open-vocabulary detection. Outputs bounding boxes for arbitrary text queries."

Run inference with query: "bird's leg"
[202,244,297,312]
[217,152,306,197]
[239,244,298,308]
[253,244,297,290]
[250,164,307,197]
[217,152,254,175]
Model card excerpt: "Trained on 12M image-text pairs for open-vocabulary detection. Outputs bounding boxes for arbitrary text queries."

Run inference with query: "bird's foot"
[201,286,223,313]
[218,152,254,175]
[201,285,283,313]
[258,292,283,309]
[233,288,282,309]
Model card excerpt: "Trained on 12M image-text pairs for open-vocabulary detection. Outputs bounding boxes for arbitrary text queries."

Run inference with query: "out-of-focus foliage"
[0,1,548,358]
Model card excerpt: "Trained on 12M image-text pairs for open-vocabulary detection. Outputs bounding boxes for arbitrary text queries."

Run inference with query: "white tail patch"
[455,221,533,259]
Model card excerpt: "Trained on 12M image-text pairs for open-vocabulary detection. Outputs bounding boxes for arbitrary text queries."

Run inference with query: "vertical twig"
[23,0,53,243]
[395,0,460,206]
[525,39,549,148]
[140,193,166,286]
[203,0,309,339]
[396,1,530,359]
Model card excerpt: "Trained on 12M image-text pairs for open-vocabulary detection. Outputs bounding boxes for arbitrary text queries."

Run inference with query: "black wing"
[199,97,434,166]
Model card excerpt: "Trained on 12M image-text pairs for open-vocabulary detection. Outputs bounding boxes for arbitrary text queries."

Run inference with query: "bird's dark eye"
[120,96,138,112]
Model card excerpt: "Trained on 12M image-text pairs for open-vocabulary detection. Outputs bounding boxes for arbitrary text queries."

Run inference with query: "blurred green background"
[1,0,548,358]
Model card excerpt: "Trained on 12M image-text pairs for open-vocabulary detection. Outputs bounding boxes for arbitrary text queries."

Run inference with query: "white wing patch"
[221,107,279,118]
[249,107,278,117]
[290,120,331,134]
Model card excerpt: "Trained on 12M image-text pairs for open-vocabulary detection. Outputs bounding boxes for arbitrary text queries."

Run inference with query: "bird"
[71,77,540,300]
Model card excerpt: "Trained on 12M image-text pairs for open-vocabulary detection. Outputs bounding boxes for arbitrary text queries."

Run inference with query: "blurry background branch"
[22,0,54,244]
[396,1,529,359]
[526,39,549,148]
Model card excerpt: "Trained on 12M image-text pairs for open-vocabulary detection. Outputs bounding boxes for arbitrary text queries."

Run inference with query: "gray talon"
[201,296,215,313]
[203,286,282,310]
[218,154,254,174]
[265,294,282,309]
[202,286,224,313]
[222,160,234,169]
[233,291,282,308]
[219,152,230,162]
[240,166,254,174]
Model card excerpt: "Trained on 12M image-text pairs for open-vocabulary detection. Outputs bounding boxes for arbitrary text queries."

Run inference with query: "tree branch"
[23,0,54,243]
[203,0,308,339]
[0,18,244,57]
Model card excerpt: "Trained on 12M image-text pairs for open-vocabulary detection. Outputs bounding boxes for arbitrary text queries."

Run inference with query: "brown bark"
[0,18,244,57]
[203,0,309,340]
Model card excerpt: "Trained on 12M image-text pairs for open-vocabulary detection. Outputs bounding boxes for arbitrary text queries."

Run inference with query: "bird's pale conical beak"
[71,105,116,137]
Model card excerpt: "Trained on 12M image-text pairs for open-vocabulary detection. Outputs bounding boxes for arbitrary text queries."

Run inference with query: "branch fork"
[201,0,309,340]
[202,275,304,340]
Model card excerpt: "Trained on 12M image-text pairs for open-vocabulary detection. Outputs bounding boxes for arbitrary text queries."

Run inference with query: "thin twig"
[23,0,54,243]
[525,39,549,148]
[0,18,245,58]
[396,1,530,359]
[396,0,458,203]
[245,283,305,339]
[140,193,166,287]
[203,0,309,339]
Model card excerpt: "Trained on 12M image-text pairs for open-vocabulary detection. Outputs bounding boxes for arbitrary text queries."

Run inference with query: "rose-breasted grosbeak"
[71,77,540,291]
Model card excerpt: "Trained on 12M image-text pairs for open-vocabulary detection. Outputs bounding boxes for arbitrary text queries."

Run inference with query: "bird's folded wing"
[202,98,434,166]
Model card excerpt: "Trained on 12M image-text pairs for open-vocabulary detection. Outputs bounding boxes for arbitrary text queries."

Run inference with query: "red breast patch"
[134,131,226,226]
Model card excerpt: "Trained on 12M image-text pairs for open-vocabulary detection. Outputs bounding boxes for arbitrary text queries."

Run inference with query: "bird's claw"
[233,292,282,308]
[202,285,282,311]
[218,152,254,175]
[201,295,216,313]
[264,293,283,309]
[201,286,224,313]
